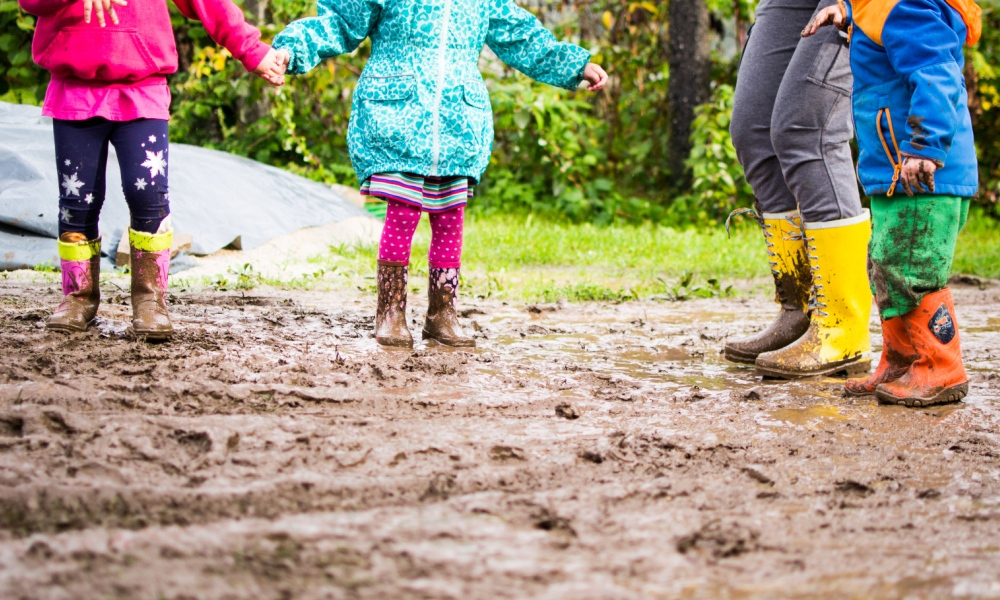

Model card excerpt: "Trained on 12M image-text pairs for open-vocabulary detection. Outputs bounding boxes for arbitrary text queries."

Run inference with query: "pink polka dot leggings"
[377,200,465,269]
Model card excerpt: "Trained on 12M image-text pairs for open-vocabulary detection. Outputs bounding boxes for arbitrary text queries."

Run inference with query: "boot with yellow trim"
[724,211,812,363]
[47,233,102,332]
[129,226,173,340]
[756,211,873,378]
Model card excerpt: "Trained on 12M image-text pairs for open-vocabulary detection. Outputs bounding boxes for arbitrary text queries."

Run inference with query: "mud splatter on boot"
[844,316,917,396]
[423,267,475,348]
[47,234,102,333]
[725,211,812,363]
[130,228,173,341]
[376,260,413,348]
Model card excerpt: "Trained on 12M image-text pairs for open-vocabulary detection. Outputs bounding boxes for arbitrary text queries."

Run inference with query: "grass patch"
[178,209,1000,303]
[954,209,1000,278]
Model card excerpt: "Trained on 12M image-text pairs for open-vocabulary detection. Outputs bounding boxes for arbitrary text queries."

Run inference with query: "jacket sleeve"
[486,0,590,91]
[17,0,75,16]
[272,0,382,74]
[172,0,270,72]
[881,0,966,165]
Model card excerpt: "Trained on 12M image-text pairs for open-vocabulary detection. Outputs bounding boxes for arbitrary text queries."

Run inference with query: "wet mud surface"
[1,279,999,599]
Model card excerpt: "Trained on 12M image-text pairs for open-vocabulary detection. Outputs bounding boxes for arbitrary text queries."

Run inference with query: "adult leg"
[111,119,174,340]
[423,206,473,347]
[375,199,422,348]
[47,118,113,332]
[771,0,862,223]
[724,0,818,363]
[756,1,872,378]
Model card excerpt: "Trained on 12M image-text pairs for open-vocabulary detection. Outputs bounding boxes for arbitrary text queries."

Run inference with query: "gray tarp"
[0,101,368,271]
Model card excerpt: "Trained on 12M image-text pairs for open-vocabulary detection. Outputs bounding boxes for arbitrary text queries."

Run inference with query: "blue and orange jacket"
[846,0,981,197]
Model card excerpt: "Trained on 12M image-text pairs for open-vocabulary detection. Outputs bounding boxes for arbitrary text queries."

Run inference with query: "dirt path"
[1,279,998,599]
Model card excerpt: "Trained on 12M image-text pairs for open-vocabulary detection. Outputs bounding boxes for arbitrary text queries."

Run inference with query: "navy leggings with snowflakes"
[53,118,170,239]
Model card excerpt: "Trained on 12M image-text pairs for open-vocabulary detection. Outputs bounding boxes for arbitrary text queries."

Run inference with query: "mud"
[1,278,999,599]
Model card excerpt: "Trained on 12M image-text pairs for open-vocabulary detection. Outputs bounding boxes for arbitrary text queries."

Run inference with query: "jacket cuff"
[900,142,947,166]
[238,41,271,73]
[562,47,591,91]
[272,37,305,74]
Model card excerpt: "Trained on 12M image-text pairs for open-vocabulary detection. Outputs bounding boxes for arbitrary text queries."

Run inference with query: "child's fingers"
[93,0,106,27]
[106,2,119,25]
[83,0,93,23]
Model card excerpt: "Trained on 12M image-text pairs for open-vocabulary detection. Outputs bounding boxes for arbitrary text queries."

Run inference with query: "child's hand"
[900,157,937,196]
[83,0,127,27]
[583,63,608,92]
[801,5,846,37]
[253,48,289,87]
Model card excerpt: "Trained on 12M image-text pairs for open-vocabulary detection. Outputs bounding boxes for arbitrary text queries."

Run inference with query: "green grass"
[953,209,1000,278]
[180,209,1000,303]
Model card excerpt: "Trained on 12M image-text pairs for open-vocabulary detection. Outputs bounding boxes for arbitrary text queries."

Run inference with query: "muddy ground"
[0,277,998,599]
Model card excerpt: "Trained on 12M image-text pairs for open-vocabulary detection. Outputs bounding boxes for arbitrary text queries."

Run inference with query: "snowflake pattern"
[149,135,157,143]
[83,193,94,205]
[64,159,71,166]
[60,207,72,223]
[61,172,84,197]
[135,178,148,191]
[141,150,167,180]
[272,0,590,184]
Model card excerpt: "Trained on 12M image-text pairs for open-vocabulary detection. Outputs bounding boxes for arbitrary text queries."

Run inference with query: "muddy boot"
[724,211,812,363]
[129,228,173,340]
[844,316,916,396]
[756,212,873,379]
[875,288,969,407]
[422,267,475,347]
[375,260,413,348]
[47,234,102,332]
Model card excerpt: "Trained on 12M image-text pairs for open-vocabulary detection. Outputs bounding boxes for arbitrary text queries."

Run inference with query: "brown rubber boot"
[423,267,475,347]
[375,260,413,348]
[47,233,102,333]
[724,211,811,363]
[129,229,173,340]
[844,316,916,396]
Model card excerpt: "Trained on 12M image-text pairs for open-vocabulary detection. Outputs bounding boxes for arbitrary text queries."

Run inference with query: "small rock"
[731,387,765,402]
[742,466,775,486]
[555,403,580,420]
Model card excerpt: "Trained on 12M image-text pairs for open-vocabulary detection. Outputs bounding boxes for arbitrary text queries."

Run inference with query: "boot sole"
[723,346,759,365]
[875,382,969,408]
[422,330,476,348]
[134,330,173,341]
[756,357,871,380]
[46,321,92,333]
[377,336,414,349]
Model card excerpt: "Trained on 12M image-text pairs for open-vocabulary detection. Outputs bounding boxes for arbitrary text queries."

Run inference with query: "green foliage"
[969,0,1000,215]
[671,84,753,224]
[0,1,46,103]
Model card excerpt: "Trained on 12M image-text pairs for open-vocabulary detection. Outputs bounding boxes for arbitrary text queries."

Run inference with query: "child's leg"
[428,205,464,269]
[53,118,113,240]
[374,199,421,348]
[869,194,970,406]
[378,199,422,265]
[47,119,112,332]
[110,119,174,340]
[423,206,473,347]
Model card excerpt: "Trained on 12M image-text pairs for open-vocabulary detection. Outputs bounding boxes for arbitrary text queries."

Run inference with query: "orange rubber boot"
[844,316,916,397]
[875,288,968,407]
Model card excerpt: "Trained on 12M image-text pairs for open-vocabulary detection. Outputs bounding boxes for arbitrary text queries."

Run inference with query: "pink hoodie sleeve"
[172,0,270,72]
[17,0,75,16]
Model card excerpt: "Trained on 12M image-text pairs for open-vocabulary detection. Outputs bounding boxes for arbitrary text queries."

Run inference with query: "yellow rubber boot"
[756,211,873,379]
[724,211,812,363]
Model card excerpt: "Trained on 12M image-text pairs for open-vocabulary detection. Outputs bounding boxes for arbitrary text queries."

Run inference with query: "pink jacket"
[20,0,269,121]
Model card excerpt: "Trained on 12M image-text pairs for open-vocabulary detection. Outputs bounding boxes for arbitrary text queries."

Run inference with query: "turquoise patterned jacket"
[273,0,591,184]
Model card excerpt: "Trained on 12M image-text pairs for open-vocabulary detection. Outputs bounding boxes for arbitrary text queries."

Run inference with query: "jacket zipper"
[430,0,453,176]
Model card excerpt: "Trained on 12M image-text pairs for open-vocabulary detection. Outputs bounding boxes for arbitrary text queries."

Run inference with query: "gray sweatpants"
[730,0,863,223]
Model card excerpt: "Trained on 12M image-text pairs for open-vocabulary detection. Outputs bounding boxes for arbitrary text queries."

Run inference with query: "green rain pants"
[868,194,970,320]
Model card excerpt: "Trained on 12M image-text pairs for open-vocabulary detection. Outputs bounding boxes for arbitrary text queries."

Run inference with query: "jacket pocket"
[461,82,491,145]
[357,74,418,154]
[806,32,852,95]
[36,27,159,82]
